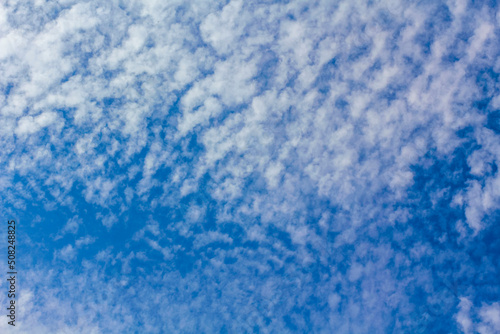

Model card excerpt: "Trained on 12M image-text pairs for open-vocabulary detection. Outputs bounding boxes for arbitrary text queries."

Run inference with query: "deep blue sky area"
[1,0,500,333]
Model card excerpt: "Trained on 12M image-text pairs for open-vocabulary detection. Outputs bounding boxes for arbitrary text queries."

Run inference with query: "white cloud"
[478,303,500,333]
[15,111,59,136]
[200,0,244,55]
[75,236,97,247]
[56,244,77,262]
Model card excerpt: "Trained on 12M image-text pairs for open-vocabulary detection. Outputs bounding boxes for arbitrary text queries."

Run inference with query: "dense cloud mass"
[0,0,500,333]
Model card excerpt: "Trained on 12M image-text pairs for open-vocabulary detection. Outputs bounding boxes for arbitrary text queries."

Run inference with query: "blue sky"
[1,0,500,333]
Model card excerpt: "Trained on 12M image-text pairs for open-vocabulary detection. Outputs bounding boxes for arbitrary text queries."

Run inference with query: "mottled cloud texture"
[0,0,500,333]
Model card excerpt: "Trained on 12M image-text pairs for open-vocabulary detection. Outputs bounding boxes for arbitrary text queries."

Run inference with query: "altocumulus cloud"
[0,0,500,333]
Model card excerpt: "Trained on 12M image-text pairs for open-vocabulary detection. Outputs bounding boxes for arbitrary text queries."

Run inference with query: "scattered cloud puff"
[457,298,500,334]
[0,0,499,332]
